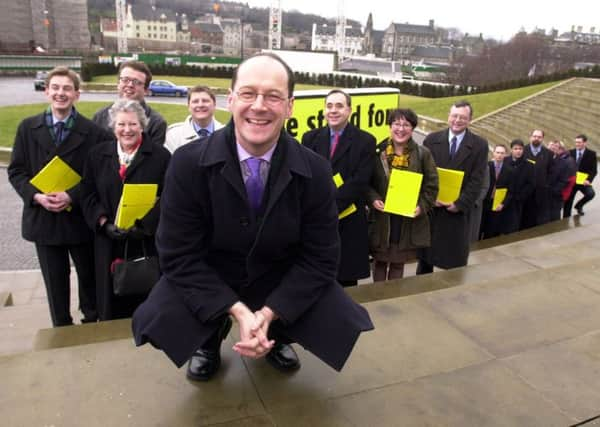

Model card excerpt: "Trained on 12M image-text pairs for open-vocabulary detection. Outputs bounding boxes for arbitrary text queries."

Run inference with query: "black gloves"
[128,225,146,240]
[103,223,128,240]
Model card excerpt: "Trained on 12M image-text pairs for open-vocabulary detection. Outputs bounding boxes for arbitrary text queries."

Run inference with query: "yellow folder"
[492,188,508,211]
[436,167,464,205]
[333,173,357,220]
[576,172,589,185]
[29,156,81,193]
[383,169,423,217]
[115,184,158,229]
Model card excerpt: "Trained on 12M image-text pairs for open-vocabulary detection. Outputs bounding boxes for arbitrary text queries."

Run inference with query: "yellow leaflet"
[436,167,464,205]
[383,169,423,218]
[492,188,507,211]
[30,156,81,193]
[115,183,158,229]
[576,172,589,185]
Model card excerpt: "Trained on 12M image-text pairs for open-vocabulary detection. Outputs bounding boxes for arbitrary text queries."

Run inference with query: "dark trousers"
[563,184,595,217]
[35,242,97,327]
[416,259,434,275]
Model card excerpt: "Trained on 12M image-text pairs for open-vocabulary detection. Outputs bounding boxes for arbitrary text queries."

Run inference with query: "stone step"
[0,303,52,356]
[4,255,600,426]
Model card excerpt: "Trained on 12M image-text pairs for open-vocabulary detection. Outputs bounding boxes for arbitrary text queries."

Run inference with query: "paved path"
[0,166,39,270]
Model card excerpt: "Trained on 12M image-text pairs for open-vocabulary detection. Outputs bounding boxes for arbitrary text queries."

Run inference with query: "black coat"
[302,123,375,281]
[132,123,374,371]
[420,128,488,268]
[570,148,597,182]
[80,135,171,320]
[522,144,554,227]
[481,161,516,238]
[502,156,535,233]
[8,112,106,244]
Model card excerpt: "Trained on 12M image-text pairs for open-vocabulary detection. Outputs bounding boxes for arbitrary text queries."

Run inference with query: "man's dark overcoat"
[132,123,374,371]
[419,128,488,268]
[521,144,554,228]
[8,112,106,244]
[481,160,515,238]
[80,135,170,320]
[301,123,375,281]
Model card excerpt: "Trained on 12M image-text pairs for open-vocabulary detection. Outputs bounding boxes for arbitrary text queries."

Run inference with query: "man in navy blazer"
[564,134,597,217]
[416,100,488,273]
[132,53,373,381]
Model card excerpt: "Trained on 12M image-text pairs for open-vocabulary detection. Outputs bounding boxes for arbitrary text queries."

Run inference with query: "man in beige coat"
[164,85,224,153]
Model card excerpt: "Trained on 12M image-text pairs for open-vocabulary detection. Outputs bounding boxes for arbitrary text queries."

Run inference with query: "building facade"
[382,20,437,61]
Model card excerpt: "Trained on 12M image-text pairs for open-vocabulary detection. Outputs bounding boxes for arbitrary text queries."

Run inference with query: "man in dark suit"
[416,100,488,273]
[8,67,106,326]
[564,134,597,217]
[93,60,167,145]
[503,139,535,233]
[521,129,553,229]
[301,90,375,287]
[132,53,373,382]
[481,144,515,239]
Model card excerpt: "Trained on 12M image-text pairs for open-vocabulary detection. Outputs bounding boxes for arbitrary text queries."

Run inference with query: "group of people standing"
[7,55,596,383]
[479,131,597,240]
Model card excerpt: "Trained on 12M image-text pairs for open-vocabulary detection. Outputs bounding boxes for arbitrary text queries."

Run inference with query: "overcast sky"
[245,0,599,41]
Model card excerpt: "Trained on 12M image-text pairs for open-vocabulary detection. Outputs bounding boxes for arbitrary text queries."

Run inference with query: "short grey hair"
[108,99,149,130]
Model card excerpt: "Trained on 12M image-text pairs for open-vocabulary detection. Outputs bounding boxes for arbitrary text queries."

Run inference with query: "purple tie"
[245,157,264,212]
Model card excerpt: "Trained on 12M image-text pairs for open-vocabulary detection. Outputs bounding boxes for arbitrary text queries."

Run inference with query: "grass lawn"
[91,75,327,91]
[0,102,232,148]
[0,80,563,148]
[399,81,562,121]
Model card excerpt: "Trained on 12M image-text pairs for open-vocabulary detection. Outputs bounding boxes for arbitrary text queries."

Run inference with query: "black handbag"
[112,239,160,296]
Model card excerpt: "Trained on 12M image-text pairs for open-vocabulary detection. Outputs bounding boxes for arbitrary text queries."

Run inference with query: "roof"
[190,23,223,34]
[314,25,363,38]
[101,18,117,32]
[131,4,176,22]
[392,23,435,35]
[411,46,452,59]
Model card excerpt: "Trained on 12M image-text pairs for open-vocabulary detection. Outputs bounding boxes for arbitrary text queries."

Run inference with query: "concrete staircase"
[469,78,600,151]
[3,205,600,425]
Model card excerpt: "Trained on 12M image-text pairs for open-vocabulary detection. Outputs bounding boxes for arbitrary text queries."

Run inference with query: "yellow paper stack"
[383,169,423,217]
[115,184,158,229]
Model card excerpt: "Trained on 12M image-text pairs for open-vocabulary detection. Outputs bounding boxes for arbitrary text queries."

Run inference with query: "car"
[34,71,48,91]
[148,80,188,97]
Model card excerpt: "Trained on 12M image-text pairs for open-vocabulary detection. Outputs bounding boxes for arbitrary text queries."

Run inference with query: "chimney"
[577,26,583,33]
[429,19,434,29]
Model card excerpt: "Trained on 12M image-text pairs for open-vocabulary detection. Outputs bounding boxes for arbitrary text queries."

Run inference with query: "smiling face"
[188,91,216,127]
[118,66,148,101]
[45,75,79,117]
[227,56,293,156]
[113,111,143,151]
[448,105,471,134]
[325,92,352,132]
[390,117,414,146]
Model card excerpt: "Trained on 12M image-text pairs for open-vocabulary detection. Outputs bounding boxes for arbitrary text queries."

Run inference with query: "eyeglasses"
[236,90,288,106]
[119,76,145,87]
[391,122,413,129]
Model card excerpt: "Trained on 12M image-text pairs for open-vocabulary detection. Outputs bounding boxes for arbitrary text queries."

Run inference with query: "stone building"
[0,0,90,52]
[382,20,437,61]
[311,23,364,55]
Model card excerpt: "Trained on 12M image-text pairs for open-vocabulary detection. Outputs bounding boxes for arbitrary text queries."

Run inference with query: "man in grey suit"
[417,100,488,273]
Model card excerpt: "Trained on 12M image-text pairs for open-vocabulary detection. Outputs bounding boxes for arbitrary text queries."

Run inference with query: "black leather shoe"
[186,317,232,381]
[576,207,585,216]
[265,343,301,372]
[187,348,221,381]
